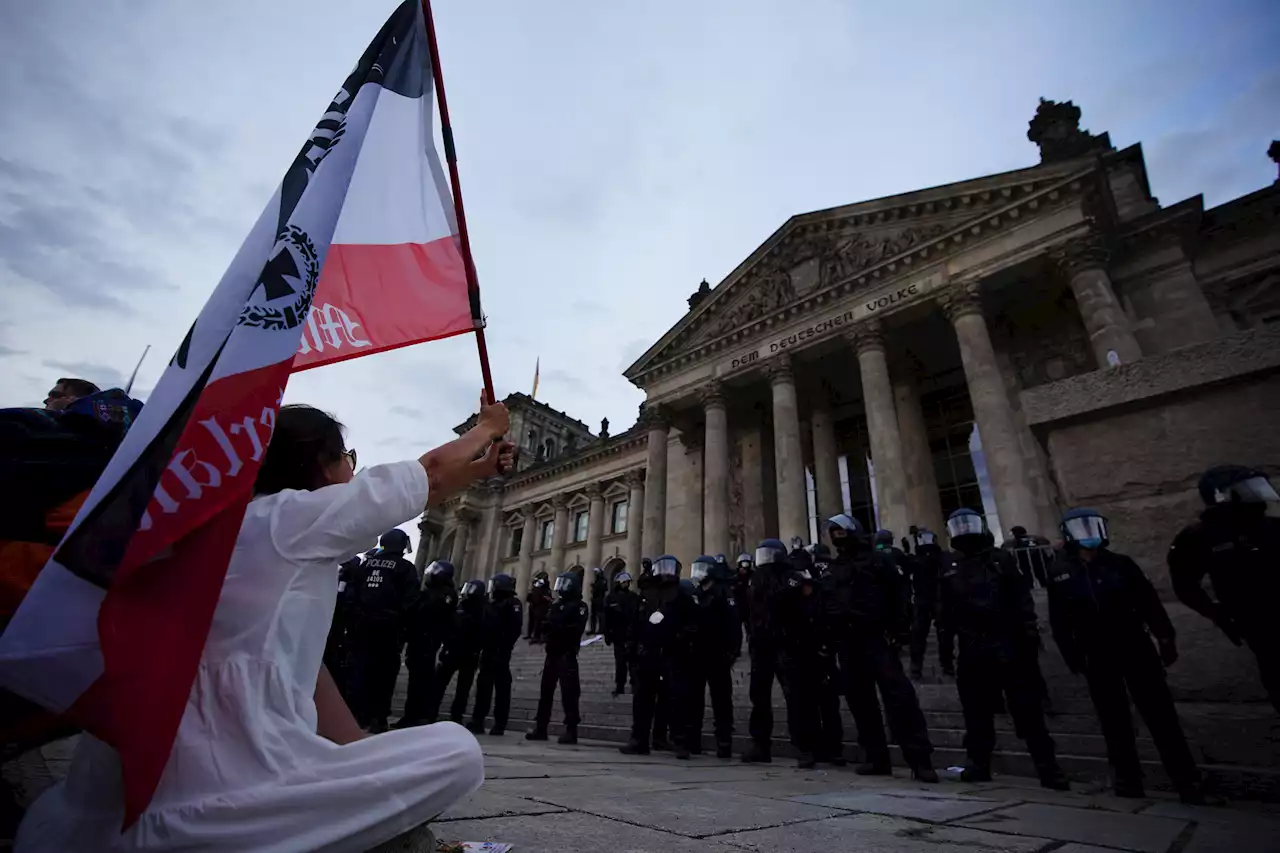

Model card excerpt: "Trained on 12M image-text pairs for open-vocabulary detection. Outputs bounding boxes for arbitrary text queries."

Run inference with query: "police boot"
[369,718,389,735]
[959,763,992,783]
[796,751,816,770]
[674,744,691,760]
[715,739,733,759]
[465,720,487,735]
[652,735,672,752]
[1113,778,1146,799]
[487,726,506,737]
[911,764,940,784]
[740,741,772,764]
[557,727,578,745]
[855,759,892,776]
[525,728,548,742]
[1038,764,1070,791]
[619,738,650,756]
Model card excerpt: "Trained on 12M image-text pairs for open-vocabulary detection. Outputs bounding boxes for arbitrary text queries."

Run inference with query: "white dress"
[16,460,484,853]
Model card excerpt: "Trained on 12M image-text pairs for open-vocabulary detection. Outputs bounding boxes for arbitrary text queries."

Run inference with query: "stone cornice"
[453,390,594,436]
[938,282,985,324]
[628,169,1093,388]
[849,320,884,356]
[1048,231,1108,278]
[496,428,648,489]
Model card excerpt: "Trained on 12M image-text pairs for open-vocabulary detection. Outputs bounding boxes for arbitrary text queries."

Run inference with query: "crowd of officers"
[327,464,1278,804]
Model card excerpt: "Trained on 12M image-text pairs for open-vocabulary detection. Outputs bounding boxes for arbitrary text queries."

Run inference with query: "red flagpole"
[421,0,496,406]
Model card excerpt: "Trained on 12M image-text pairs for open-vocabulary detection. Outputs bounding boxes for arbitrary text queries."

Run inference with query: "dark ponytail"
[255,404,346,495]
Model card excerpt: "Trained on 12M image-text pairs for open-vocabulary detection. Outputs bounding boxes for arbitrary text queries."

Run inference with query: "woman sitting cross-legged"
[16,395,515,853]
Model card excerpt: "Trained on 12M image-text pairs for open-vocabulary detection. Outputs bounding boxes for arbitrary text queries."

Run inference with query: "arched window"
[545,437,557,459]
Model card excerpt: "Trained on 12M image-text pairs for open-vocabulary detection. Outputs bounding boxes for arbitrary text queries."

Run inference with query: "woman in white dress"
[17,396,515,852]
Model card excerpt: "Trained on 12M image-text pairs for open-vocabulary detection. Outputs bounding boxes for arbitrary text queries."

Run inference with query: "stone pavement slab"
[566,785,844,838]
[718,812,1049,852]
[959,784,1155,813]
[483,773,682,801]
[957,802,1189,852]
[437,789,567,822]
[1177,821,1280,853]
[791,789,1015,822]
[436,813,747,853]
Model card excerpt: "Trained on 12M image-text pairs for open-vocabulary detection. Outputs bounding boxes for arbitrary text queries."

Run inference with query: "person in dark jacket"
[323,555,364,703]
[526,571,552,643]
[734,553,754,642]
[346,529,419,733]
[527,573,589,744]
[426,578,486,724]
[687,556,741,758]
[1168,465,1280,715]
[776,562,845,768]
[909,529,955,679]
[467,573,524,736]
[620,555,699,758]
[740,539,791,764]
[825,515,938,781]
[588,566,608,635]
[604,570,640,696]
[395,559,457,728]
[940,508,1069,790]
[1048,509,1203,802]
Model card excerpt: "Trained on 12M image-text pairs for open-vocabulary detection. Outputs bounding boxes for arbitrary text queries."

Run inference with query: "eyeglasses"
[342,448,358,469]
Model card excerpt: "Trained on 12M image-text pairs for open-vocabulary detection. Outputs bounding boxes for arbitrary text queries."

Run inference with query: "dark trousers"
[400,636,442,723]
[631,658,680,746]
[612,642,633,693]
[817,654,845,758]
[781,657,825,754]
[747,645,782,746]
[428,650,479,723]
[841,634,934,768]
[527,607,547,641]
[589,600,604,635]
[689,658,735,748]
[470,649,513,730]
[534,652,581,731]
[1244,626,1280,715]
[910,608,955,672]
[349,623,402,726]
[957,651,1058,773]
[1084,645,1199,791]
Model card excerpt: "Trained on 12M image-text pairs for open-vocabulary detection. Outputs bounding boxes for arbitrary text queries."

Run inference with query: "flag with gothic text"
[0,0,470,826]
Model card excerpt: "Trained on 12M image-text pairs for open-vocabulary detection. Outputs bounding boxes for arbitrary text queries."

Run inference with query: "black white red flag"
[0,0,471,825]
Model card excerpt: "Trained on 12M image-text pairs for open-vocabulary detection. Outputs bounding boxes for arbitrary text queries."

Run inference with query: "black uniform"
[526,578,552,642]
[604,584,640,694]
[346,550,419,728]
[469,591,524,734]
[824,548,933,771]
[688,576,741,756]
[1048,548,1200,795]
[627,579,698,753]
[589,572,608,635]
[910,545,955,676]
[940,545,1063,782]
[532,594,589,736]
[428,587,485,723]
[776,571,843,763]
[1168,508,1280,714]
[744,557,789,756]
[399,577,457,725]
[734,567,754,642]
[323,556,362,702]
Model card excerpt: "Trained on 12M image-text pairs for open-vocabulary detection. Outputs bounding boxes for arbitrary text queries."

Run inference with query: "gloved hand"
[1213,609,1244,647]
[1158,637,1179,667]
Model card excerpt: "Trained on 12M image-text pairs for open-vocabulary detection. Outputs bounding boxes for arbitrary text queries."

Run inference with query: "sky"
[1,0,1277,548]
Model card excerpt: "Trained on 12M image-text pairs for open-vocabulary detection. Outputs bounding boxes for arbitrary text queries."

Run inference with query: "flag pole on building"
[123,344,151,396]
[531,356,539,400]
[421,0,496,406]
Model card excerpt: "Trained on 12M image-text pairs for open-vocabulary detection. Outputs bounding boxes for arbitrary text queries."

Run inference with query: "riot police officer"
[1048,510,1202,801]
[1168,465,1280,714]
[348,529,419,733]
[605,570,639,696]
[324,555,363,702]
[688,555,740,759]
[397,559,457,728]
[776,562,840,768]
[589,566,608,635]
[825,515,938,781]
[908,529,955,680]
[426,578,486,724]
[741,539,790,763]
[526,570,552,643]
[527,573,589,744]
[467,573,524,736]
[620,555,698,758]
[940,508,1069,789]
[734,553,754,641]
[807,543,848,766]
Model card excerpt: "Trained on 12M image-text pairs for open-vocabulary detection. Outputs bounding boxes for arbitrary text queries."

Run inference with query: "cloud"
[541,368,587,392]
[569,299,606,316]
[41,358,128,390]
[388,404,426,419]
[0,343,25,357]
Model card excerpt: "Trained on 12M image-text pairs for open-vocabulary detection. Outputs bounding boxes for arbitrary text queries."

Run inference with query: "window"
[611,500,628,534]
[573,510,589,543]
[509,527,523,558]
[545,438,557,459]
[539,520,554,550]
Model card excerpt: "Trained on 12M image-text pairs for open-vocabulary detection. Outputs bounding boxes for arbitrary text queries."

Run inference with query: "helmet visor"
[614,571,632,584]
[756,545,783,566]
[947,514,986,539]
[916,530,937,547]
[1063,515,1108,545]
[653,556,680,578]
[426,561,447,576]
[690,561,712,583]
[486,578,495,595]
[553,575,572,593]
[1219,476,1280,504]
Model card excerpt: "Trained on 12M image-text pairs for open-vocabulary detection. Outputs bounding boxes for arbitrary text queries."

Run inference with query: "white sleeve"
[265,459,430,564]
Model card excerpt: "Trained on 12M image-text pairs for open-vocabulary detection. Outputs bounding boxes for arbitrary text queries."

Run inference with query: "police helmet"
[946,508,987,541]
[736,553,754,570]
[679,577,697,597]
[614,571,633,587]
[1060,508,1109,549]
[553,573,581,598]
[379,528,411,553]
[785,567,814,589]
[690,555,717,584]
[873,529,894,549]
[914,528,938,548]
[592,566,604,576]
[641,557,654,574]
[827,513,863,537]
[460,579,485,598]
[1198,465,1279,507]
[652,554,681,580]
[488,573,516,596]
[425,560,455,582]
[755,538,789,567]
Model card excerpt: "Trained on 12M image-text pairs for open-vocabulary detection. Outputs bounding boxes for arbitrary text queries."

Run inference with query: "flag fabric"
[0,1,456,826]
[531,357,539,399]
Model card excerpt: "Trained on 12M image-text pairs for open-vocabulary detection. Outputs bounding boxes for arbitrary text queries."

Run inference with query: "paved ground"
[436,736,1280,853]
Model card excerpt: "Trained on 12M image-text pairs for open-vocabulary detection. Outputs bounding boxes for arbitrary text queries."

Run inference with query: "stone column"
[702,382,731,558]
[768,355,808,544]
[810,400,842,523]
[640,405,669,560]
[1050,235,1142,368]
[449,508,475,577]
[584,483,606,569]
[414,517,431,577]
[940,284,1039,533]
[739,424,767,551]
[850,323,910,537]
[625,469,645,574]
[892,366,946,538]
[516,506,537,597]
[549,495,569,575]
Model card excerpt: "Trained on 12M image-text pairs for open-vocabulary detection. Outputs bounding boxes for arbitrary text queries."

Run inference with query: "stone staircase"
[412,633,1280,802]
